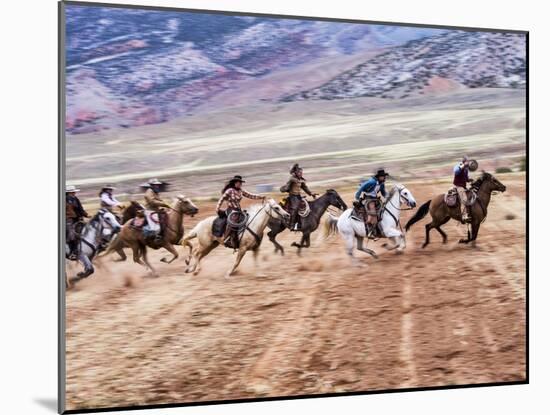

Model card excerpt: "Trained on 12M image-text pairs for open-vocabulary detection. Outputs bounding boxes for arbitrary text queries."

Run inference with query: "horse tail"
[319,213,339,240]
[405,200,431,232]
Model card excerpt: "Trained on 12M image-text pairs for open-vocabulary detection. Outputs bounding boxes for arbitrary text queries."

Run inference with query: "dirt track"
[64,175,526,411]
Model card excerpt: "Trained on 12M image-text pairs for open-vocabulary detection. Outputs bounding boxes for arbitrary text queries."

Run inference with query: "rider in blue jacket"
[355,169,389,237]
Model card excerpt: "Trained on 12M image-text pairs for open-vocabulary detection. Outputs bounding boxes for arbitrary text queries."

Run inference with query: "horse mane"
[387,184,402,200]
[245,203,264,218]
[471,172,492,191]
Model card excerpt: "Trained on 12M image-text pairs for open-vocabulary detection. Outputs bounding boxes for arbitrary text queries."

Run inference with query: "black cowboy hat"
[375,169,390,178]
[229,175,246,183]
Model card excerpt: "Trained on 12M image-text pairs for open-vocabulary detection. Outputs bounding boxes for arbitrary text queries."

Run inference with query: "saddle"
[445,187,476,208]
[133,210,165,241]
[280,197,310,217]
[213,210,249,249]
[351,199,382,221]
[351,199,383,238]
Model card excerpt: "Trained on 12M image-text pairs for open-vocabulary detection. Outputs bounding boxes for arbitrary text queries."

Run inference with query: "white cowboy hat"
[148,178,163,185]
[66,184,80,193]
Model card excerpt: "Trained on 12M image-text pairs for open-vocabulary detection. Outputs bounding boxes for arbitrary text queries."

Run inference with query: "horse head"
[98,208,121,233]
[394,184,417,208]
[477,172,506,193]
[265,198,290,221]
[325,189,348,211]
[175,194,199,217]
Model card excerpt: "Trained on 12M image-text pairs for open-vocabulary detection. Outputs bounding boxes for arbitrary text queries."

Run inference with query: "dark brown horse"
[405,172,506,247]
[267,189,347,255]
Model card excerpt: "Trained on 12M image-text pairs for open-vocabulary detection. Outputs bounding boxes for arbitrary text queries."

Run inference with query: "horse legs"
[160,242,179,264]
[225,248,247,279]
[291,234,307,256]
[435,217,450,244]
[114,246,127,262]
[74,254,94,282]
[187,242,218,275]
[253,247,260,266]
[356,236,378,259]
[268,229,285,256]
[422,222,434,249]
[141,246,158,277]
[182,239,194,265]
[383,236,400,251]
[469,221,481,248]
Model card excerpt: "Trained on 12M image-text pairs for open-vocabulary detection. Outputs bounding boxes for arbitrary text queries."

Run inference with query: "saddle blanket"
[141,210,161,234]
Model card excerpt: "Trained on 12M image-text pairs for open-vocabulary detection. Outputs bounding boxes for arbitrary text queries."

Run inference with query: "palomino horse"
[267,189,347,256]
[405,172,506,247]
[65,208,121,286]
[182,199,289,278]
[322,184,417,265]
[101,195,198,277]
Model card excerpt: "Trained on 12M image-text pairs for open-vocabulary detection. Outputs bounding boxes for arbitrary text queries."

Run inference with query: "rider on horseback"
[214,175,265,248]
[99,185,124,213]
[66,184,89,260]
[280,163,318,231]
[453,156,474,223]
[355,169,389,238]
[144,178,171,239]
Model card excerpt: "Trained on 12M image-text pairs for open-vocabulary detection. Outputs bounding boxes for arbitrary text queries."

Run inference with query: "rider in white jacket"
[99,185,123,212]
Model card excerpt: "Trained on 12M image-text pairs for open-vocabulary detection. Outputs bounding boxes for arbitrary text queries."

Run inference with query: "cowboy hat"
[102,184,116,190]
[290,163,302,174]
[229,175,246,183]
[148,178,163,185]
[375,169,390,177]
[66,184,80,193]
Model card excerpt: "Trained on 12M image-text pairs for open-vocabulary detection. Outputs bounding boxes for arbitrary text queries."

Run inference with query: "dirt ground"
[63,173,526,411]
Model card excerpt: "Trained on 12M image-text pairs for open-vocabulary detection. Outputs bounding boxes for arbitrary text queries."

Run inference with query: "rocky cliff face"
[281,31,526,102]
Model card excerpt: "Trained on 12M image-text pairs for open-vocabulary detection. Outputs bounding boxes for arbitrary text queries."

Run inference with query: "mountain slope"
[281,31,526,102]
[65,5,443,134]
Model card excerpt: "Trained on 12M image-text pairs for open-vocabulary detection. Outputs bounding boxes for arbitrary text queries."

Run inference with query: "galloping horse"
[267,189,347,255]
[405,172,506,247]
[182,199,289,278]
[322,184,417,265]
[65,208,121,286]
[101,195,198,277]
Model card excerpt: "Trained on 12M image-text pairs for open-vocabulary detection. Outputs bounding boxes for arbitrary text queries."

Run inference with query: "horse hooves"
[160,258,168,263]
[459,239,469,244]
[421,243,428,249]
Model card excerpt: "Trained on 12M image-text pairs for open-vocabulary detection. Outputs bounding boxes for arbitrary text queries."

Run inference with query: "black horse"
[267,189,347,255]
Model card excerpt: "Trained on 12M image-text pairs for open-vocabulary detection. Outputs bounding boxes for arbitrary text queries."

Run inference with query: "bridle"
[387,186,415,212]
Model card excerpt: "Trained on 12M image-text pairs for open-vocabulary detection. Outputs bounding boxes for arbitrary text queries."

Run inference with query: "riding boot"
[68,240,78,260]
[290,210,300,231]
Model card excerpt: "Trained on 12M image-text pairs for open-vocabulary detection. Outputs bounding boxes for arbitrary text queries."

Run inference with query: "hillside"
[65,5,442,134]
[282,31,526,101]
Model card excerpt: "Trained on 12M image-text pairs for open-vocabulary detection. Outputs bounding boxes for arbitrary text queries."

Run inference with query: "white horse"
[65,208,121,286]
[322,184,417,265]
[182,199,290,278]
